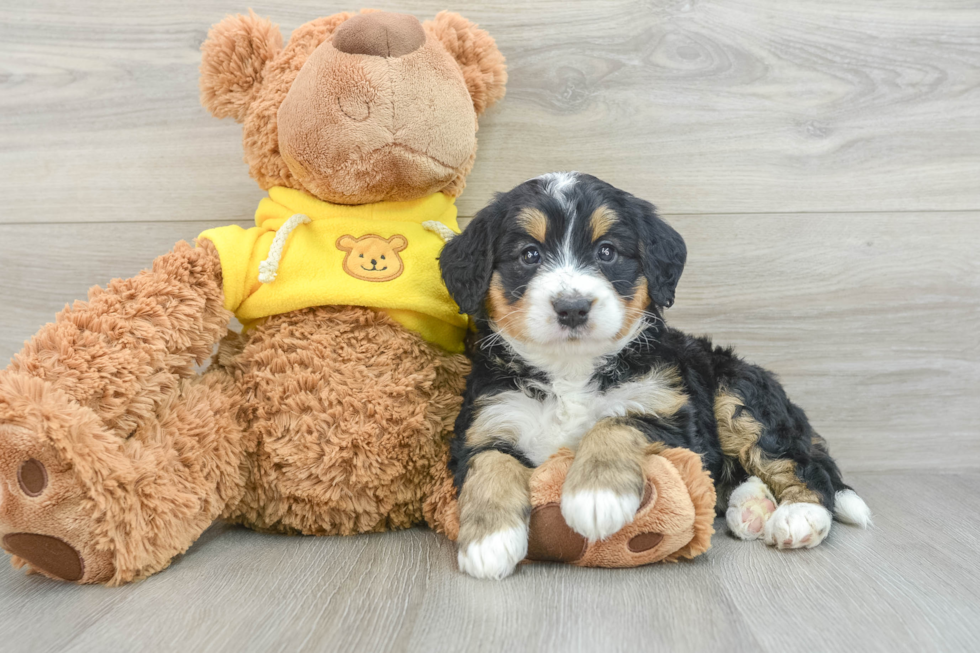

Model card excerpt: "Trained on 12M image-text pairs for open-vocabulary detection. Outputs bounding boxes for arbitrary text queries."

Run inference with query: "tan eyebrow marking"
[590,205,618,241]
[517,207,548,242]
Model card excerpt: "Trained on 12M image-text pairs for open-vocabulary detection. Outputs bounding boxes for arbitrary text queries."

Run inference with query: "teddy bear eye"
[381,255,386,260]
[359,254,364,258]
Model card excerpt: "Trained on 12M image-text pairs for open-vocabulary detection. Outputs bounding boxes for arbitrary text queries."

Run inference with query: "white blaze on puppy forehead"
[539,171,579,256]
[537,171,579,213]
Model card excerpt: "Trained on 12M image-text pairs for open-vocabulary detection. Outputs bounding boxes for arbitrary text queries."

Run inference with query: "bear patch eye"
[381,255,386,260]
[359,254,364,258]
[596,242,617,263]
[521,246,541,266]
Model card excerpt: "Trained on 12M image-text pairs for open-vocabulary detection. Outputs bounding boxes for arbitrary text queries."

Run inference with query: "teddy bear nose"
[333,12,426,58]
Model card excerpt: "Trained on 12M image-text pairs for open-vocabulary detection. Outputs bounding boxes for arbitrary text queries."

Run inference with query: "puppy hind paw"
[726,476,776,541]
[764,502,832,550]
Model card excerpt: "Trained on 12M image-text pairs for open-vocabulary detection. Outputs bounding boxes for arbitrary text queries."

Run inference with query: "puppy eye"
[596,242,617,263]
[521,246,541,266]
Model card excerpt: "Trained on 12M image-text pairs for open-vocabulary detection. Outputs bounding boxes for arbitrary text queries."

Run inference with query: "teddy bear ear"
[424,11,507,116]
[200,10,283,122]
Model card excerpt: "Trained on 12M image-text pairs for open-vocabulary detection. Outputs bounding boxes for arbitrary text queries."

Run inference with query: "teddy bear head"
[200,9,507,205]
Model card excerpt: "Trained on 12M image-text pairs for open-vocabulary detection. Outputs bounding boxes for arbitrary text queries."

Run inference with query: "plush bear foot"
[524,447,716,568]
[726,476,777,540]
[0,419,114,584]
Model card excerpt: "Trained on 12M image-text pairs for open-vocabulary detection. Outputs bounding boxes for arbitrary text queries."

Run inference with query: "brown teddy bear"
[0,9,714,585]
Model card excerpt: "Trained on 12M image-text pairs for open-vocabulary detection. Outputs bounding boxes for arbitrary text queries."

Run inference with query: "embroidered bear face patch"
[336,234,408,282]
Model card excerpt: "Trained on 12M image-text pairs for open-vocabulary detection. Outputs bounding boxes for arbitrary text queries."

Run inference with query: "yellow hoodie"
[198,187,467,353]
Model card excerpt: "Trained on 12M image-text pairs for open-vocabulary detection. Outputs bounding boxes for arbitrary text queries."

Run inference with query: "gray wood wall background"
[1,0,978,474]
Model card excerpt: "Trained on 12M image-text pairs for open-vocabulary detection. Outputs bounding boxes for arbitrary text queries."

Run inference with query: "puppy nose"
[332,12,426,58]
[553,296,593,329]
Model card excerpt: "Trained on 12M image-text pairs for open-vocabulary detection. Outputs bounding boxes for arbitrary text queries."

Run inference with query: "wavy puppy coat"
[440,172,871,580]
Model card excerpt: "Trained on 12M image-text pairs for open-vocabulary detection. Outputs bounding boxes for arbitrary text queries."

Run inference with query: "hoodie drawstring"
[258,213,310,283]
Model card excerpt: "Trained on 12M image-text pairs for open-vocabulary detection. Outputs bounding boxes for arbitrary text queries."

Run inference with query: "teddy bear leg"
[0,370,246,585]
[0,240,238,584]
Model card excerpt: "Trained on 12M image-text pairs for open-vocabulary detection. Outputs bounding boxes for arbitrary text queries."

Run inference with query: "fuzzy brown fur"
[0,8,498,584]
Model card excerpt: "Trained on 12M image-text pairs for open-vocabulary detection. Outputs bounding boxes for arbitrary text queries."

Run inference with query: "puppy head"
[440,172,686,358]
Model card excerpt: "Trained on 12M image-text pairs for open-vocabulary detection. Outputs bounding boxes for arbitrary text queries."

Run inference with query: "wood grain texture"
[1,0,979,224]
[0,472,976,653]
[1,214,976,472]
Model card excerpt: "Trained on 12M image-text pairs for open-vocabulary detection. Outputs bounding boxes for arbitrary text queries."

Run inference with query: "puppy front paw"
[560,489,642,542]
[457,525,528,580]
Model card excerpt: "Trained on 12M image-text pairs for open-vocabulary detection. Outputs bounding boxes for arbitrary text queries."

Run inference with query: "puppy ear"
[439,206,500,315]
[636,201,686,308]
[200,10,283,122]
[425,11,507,115]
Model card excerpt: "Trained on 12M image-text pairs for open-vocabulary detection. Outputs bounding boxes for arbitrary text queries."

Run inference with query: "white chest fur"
[472,366,682,466]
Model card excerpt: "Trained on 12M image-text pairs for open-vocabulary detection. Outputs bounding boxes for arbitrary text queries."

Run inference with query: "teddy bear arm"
[7,239,230,434]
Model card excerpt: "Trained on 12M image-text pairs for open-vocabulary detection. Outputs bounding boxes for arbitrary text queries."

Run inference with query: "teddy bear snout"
[333,12,426,58]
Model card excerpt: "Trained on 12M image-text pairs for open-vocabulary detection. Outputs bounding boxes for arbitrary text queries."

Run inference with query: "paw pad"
[740,497,776,534]
[627,532,664,553]
[17,459,47,497]
[526,504,587,562]
[2,533,84,581]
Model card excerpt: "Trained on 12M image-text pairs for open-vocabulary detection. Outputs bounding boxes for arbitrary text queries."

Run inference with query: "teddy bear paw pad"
[2,533,84,581]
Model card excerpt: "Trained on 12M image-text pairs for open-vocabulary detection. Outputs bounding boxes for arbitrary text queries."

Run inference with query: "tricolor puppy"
[439,172,871,580]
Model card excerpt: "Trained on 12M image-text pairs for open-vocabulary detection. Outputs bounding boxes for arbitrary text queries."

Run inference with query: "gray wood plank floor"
[0,472,976,653]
